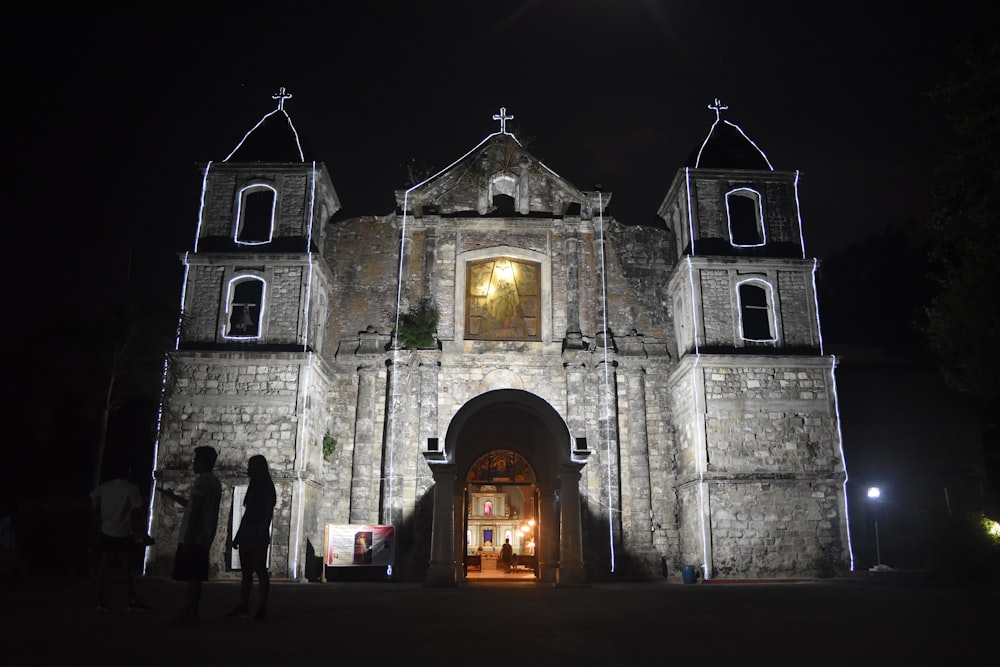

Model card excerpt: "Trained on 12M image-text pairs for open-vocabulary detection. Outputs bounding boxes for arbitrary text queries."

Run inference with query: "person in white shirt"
[90,461,149,612]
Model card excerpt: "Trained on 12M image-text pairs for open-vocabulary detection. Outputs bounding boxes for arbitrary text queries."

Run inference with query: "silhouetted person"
[160,445,222,625]
[90,460,149,612]
[500,538,514,573]
[227,454,276,621]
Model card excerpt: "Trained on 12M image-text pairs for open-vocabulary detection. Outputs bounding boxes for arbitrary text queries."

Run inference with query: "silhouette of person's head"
[247,454,271,481]
[193,446,218,473]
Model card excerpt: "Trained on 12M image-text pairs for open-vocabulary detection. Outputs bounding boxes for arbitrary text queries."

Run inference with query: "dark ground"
[3,572,995,665]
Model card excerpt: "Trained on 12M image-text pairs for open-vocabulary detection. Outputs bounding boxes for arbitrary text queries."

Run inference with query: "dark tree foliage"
[922,33,1000,513]
[816,225,933,358]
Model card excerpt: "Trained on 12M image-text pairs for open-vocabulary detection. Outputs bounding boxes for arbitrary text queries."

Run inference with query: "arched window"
[235,184,276,245]
[737,280,776,343]
[726,187,765,247]
[225,276,265,338]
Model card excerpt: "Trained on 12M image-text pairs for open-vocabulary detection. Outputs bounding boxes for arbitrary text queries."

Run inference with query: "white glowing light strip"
[404,132,507,194]
[724,120,774,170]
[177,254,191,351]
[302,163,317,353]
[144,351,173,574]
[233,184,277,246]
[686,257,701,355]
[694,118,774,171]
[597,193,616,574]
[291,352,312,579]
[794,170,806,259]
[387,186,417,526]
[811,259,825,355]
[735,278,780,344]
[404,126,581,209]
[726,187,766,247]
[224,108,305,163]
[221,275,267,340]
[145,251,191,573]
[686,257,709,578]
[685,169,696,255]
[193,162,212,253]
[829,356,855,571]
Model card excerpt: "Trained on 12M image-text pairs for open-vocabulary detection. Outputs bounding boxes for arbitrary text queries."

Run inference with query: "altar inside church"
[465,484,537,573]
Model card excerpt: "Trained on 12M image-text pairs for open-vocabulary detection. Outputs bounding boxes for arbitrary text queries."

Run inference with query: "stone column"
[538,488,558,584]
[563,356,588,446]
[415,354,440,503]
[424,460,457,587]
[383,357,410,526]
[594,357,622,556]
[350,363,380,524]
[622,363,654,548]
[563,231,584,347]
[558,463,587,585]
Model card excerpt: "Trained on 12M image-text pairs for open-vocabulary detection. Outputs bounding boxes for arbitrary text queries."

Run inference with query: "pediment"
[396,134,608,218]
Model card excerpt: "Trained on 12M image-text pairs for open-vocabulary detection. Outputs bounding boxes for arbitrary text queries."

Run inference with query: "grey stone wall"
[708,480,844,578]
[200,168,313,240]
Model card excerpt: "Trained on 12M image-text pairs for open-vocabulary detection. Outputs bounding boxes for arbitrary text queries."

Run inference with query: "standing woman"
[229,454,276,620]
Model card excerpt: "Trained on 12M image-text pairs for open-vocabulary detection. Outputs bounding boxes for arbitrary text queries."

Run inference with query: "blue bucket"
[681,565,698,584]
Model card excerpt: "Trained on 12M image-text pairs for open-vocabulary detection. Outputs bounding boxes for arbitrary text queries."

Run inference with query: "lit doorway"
[463,449,538,580]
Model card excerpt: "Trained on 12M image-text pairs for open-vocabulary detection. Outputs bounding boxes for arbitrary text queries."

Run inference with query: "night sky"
[5,3,996,527]
[10,3,992,315]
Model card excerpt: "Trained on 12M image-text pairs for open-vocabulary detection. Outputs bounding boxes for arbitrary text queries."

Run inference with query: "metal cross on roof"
[493,106,514,133]
[273,87,293,110]
[708,98,728,121]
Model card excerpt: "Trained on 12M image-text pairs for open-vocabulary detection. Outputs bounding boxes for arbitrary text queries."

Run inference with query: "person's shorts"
[171,544,210,582]
[100,533,135,554]
[237,541,269,572]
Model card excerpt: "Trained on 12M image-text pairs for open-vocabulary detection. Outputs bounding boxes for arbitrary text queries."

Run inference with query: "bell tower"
[659,100,850,579]
[179,88,339,352]
[148,89,341,581]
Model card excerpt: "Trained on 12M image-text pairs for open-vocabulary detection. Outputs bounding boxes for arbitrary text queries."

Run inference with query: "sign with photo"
[324,524,395,569]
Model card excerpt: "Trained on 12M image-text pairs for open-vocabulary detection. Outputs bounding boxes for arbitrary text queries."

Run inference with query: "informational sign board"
[324,524,395,570]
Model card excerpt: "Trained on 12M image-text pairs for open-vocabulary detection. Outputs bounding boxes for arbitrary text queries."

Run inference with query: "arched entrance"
[423,389,588,586]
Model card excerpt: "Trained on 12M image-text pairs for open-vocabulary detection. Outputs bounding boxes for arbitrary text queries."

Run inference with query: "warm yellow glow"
[495,260,514,281]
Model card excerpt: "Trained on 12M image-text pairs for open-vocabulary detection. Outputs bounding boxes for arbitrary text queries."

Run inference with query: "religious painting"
[466,257,540,340]
[468,450,536,484]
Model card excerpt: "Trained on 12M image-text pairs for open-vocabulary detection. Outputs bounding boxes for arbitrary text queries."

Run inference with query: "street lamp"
[867,486,882,568]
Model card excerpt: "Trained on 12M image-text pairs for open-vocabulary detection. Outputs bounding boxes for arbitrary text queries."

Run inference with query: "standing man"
[90,459,149,612]
[160,445,222,625]
[500,537,514,573]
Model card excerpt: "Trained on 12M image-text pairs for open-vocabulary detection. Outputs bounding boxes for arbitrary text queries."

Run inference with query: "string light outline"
[221,274,267,340]
[224,87,305,163]
[735,277,780,344]
[794,170,807,259]
[725,186,767,248]
[695,98,774,171]
[597,192,617,573]
[686,257,710,579]
[233,183,278,246]
[828,356,855,571]
[303,163,318,353]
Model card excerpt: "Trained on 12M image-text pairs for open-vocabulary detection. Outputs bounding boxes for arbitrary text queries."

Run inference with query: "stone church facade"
[146,93,852,585]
